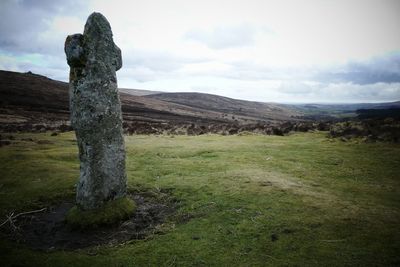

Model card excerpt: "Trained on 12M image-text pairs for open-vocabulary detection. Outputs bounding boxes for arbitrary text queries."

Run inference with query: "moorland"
[0,70,399,266]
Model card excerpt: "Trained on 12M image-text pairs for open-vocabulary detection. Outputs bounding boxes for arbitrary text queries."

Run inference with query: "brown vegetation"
[0,70,305,135]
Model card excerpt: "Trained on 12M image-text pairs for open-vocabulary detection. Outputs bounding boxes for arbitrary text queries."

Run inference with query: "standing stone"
[65,12,126,210]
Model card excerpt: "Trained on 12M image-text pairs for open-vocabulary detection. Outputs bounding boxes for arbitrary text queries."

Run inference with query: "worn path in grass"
[0,132,399,266]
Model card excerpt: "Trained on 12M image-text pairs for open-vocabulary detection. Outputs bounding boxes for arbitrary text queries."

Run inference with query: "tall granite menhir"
[65,12,126,210]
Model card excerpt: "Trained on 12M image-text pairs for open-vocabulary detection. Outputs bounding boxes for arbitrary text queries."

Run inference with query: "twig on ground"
[0,212,13,228]
[168,255,177,267]
[0,208,46,230]
[265,255,280,261]
[0,212,15,230]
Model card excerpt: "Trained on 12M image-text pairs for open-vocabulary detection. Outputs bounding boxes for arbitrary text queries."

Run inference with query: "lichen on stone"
[65,12,127,211]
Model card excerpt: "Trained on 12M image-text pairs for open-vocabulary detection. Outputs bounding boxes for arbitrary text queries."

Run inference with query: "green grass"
[0,132,399,266]
[66,197,136,229]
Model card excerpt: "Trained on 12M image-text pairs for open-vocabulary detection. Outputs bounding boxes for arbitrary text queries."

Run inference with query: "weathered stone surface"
[65,12,126,210]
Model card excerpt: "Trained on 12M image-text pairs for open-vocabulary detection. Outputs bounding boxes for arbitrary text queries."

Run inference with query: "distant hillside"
[356,108,400,119]
[119,88,163,96]
[287,101,400,120]
[146,92,298,122]
[293,102,400,111]
[0,70,303,133]
[0,71,70,125]
[2,70,400,135]
[0,70,226,126]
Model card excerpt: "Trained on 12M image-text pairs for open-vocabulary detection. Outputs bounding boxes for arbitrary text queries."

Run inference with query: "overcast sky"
[1,0,400,103]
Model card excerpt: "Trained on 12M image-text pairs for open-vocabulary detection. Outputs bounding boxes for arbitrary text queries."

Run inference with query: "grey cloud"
[278,81,317,95]
[276,81,400,103]
[219,61,313,81]
[124,50,185,72]
[0,53,69,81]
[122,48,209,82]
[19,0,79,12]
[206,57,400,102]
[0,2,45,53]
[0,0,87,55]
[118,67,159,83]
[210,53,400,86]
[184,24,256,49]
[320,82,400,102]
[314,53,400,85]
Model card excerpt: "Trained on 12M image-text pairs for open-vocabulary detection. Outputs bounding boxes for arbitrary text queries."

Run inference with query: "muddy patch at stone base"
[1,190,178,251]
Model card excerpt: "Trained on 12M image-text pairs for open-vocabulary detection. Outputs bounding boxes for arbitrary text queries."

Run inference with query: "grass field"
[0,132,399,266]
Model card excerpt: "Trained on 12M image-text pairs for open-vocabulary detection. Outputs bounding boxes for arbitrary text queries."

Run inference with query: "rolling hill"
[0,70,300,133]
[147,92,298,121]
[2,70,398,135]
[287,102,400,119]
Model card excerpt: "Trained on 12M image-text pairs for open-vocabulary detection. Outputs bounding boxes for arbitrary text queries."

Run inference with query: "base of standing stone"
[65,197,136,229]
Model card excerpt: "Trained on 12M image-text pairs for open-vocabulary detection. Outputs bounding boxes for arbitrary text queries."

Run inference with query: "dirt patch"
[1,190,177,251]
